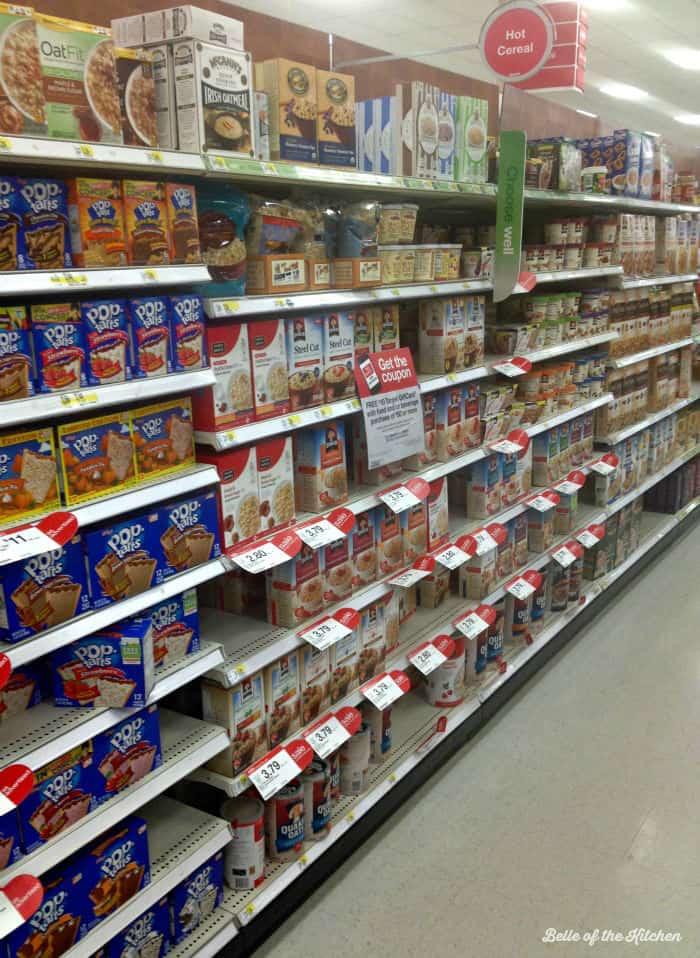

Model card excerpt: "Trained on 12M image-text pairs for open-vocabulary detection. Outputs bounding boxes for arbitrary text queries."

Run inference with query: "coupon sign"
[527,491,560,512]
[247,740,314,800]
[0,765,33,816]
[304,706,362,758]
[576,524,605,548]
[0,875,44,938]
[589,453,619,476]
[360,670,410,710]
[491,357,532,377]
[408,635,455,675]
[0,512,78,568]
[300,615,352,651]
[231,531,302,574]
[434,542,473,569]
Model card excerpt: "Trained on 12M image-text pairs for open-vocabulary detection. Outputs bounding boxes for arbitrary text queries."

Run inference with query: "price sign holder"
[554,470,587,495]
[0,875,44,938]
[304,706,362,758]
[505,571,541,600]
[491,357,532,378]
[389,556,435,588]
[0,512,78,568]
[576,524,605,549]
[551,544,577,568]
[434,542,472,570]
[360,670,410,710]
[297,508,355,549]
[454,604,496,639]
[300,615,351,651]
[472,528,498,555]
[590,453,619,476]
[247,740,314,800]
[407,635,455,675]
[0,765,33,816]
[230,531,302,574]
[527,491,560,512]
[378,485,420,514]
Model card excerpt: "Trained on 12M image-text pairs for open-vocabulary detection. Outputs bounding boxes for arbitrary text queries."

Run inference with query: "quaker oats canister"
[221,796,265,890]
[264,779,305,861]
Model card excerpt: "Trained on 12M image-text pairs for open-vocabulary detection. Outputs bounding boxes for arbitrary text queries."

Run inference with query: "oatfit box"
[149,587,199,667]
[0,808,22,870]
[191,322,253,432]
[83,509,163,608]
[92,705,163,804]
[169,851,224,944]
[108,896,171,958]
[0,663,44,722]
[79,816,150,932]
[6,863,86,956]
[158,490,221,578]
[0,175,21,271]
[51,615,156,709]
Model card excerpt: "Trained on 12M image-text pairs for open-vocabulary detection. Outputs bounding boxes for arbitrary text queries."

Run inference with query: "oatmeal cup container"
[563,291,581,315]
[400,246,416,282]
[550,245,566,271]
[433,245,451,281]
[545,295,564,321]
[563,244,583,269]
[444,244,462,280]
[461,248,482,278]
[453,225,476,247]
[572,357,590,383]
[566,218,587,244]
[544,220,569,245]
[542,319,562,347]
[538,366,560,391]
[557,384,577,411]
[575,381,590,402]
[538,389,558,418]
[593,217,618,244]
[399,204,419,243]
[580,289,603,315]
[413,245,435,281]
[377,246,404,284]
[377,205,403,245]
[588,376,605,397]
[521,245,539,272]
[538,246,555,271]
[524,295,550,324]
[558,361,575,386]
[518,370,543,399]
[531,321,546,349]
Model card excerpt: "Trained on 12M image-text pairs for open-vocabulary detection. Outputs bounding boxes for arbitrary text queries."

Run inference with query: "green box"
[454,96,488,183]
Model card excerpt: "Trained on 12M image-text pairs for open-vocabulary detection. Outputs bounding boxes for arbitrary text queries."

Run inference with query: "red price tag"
[0,765,33,815]
[360,670,410,710]
[231,531,302,573]
[247,740,314,799]
[0,875,44,937]
[576,523,606,548]
[527,490,560,512]
[304,707,361,758]
[491,356,532,377]
[408,635,455,675]
[0,511,78,567]
[0,655,10,692]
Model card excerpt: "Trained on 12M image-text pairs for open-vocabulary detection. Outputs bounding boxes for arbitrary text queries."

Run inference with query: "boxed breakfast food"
[254,90,271,161]
[0,808,22,870]
[322,310,356,401]
[294,420,348,513]
[323,534,353,604]
[264,651,302,747]
[58,411,136,506]
[34,15,121,144]
[435,385,465,461]
[402,392,436,471]
[467,453,502,518]
[81,299,132,386]
[16,177,72,269]
[383,590,400,652]
[83,508,163,608]
[329,627,360,701]
[115,47,158,148]
[533,428,560,486]
[131,397,195,480]
[6,865,85,956]
[417,563,450,609]
[168,293,206,371]
[197,444,259,551]
[92,705,162,802]
[170,852,224,944]
[455,96,489,183]
[0,175,21,271]
[202,673,267,775]
[300,645,331,723]
[173,40,254,157]
[108,896,171,958]
[148,42,177,150]
[255,58,318,164]
[166,182,201,264]
[0,4,46,138]
[266,543,324,627]
[192,322,253,432]
[285,314,323,410]
[0,426,59,524]
[317,68,356,168]
[248,318,290,419]
[352,508,377,587]
[256,436,295,533]
[0,663,44,721]
[52,614,156,709]
[129,295,172,378]
[123,180,170,265]
[149,587,199,666]
[159,489,221,577]
[79,816,150,931]
[436,91,456,180]
[459,534,497,601]
[427,478,449,551]
[0,306,32,400]
[395,80,439,179]
[375,503,404,576]
[0,534,90,643]
[358,600,386,684]
[610,129,642,196]
[67,177,127,268]
[418,297,466,374]
[113,6,244,48]
[401,501,428,566]
[30,301,86,393]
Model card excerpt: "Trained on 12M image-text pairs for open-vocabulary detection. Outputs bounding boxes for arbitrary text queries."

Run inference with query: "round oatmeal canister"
[221,796,266,890]
[302,759,332,840]
[339,722,371,796]
[264,779,305,861]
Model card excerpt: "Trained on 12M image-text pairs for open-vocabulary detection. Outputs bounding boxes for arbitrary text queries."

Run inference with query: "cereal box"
[67,178,127,268]
[435,385,465,461]
[6,863,85,956]
[149,587,199,666]
[197,445,260,551]
[416,563,450,609]
[0,304,33,400]
[123,180,170,265]
[131,397,194,481]
[294,420,348,513]
[418,297,466,374]
[401,500,427,563]
[329,627,360,701]
[92,705,162,803]
[20,742,98,853]
[611,129,642,197]
[0,534,90,643]
[31,301,86,393]
[285,315,323,410]
[128,295,173,378]
[51,615,155,709]
[81,299,132,386]
[0,808,22,870]
[353,307,373,356]
[266,543,324,628]
[256,436,295,534]
[459,535,497,601]
[158,490,221,578]
[463,382,481,449]
[454,96,489,183]
[108,896,171,958]
[58,412,135,507]
[322,534,353,604]
[79,816,150,932]
[147,41,177,150]
[255,58,318,163]
[169,852,223,944]
[372,304,400,352]
[352,508,376,587]
[436,91,456,180]
[465,295,486,366]
[0,175,22,270]
[249,319,290,419]
[192,322,253,432]
[317,68,356,168]
[83,509,163,608]
[358,601,385,684]
[0,5,46,138]
[0,663,44,721]
[467,453,502,518]
[427,478,449,551]
[202,673,267,775]
[300,645,330,723]
[34,14,122,144]
[375,503,404,576]
[115,47,158,147]
[263,651,302,747]
[165,182,201,264]
[322,311,355,401]
[0,426,59,525]
[16,177,71,269]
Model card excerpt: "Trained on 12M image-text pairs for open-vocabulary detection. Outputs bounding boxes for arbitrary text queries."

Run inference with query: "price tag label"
[590,459,616,475]
[527,493,559,512]
[551,545,577,568]
[247,748,302,800]
[455,611,490,639]
[59,390,98,409]
[378,485,420,513]
[297,519,344,550]
[576,524,605,549]
[147,150,164,163]
[0,527,58,566]
[231,541,291,574]
[75,143,94,158]
[433,543,471,570]
[390,288,401,296]
[222,430,236,445]
[222,301,240,314]
[506,577,536,600]
[408,638,453,676]
[64,272,88,286]
[49,273,67,286]
[304,715,350,758]
[388,566,432,588]
[489,438,524,454]
[473,528,498,555]
[360,673,406,710]
[141,268,159,282]
[0,136,12,151]
[491,359,530,377]
[0,876,43,938]
[554,479,580,495]
[300,616,352,651]
[261,162,279,175]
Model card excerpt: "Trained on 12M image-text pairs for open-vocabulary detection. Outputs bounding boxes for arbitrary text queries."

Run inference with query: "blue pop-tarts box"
[78,815,150,933]
[128,296,172,378]
[167,293,206,372]
[17,177,72,269]
[83,509,165,609]
[148,587,200,668]
[157,491,221,581]
[108,896,171,958]
[6,862,86,956]
[81,299,132,386]
[0,662,46,717]
[0,305,34,396]
[51,615,155,710]
[19,742,98,854]
[0,534,90,643]
[0,808,23,871]
[92,705,162,806]
[0,176,22,270]
[169,851,224,944]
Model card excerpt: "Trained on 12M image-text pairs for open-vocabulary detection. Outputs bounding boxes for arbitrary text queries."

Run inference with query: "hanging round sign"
[480,0,555,82]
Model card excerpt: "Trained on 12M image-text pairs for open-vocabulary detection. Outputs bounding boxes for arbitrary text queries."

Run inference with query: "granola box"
[83,508,163,608]
[285,315,323,410]
[191,322,253,432]
[158,489,220,580]
[115,47,158,148]
[317,68,356,168]
[123,180,170,265]
[0,425,59,525]
[0,175,21,270]
[81,299,132,386]
[0,534,90,643]
[92,705,162,804]
[0,5,46,138]
[169,851,223,944]
[6,862,85,956]
[128,295,173,378]
[79,816,150,933]
[358,600,385,684]
[454,96,489,183]
[0,663,44,721]
[131,397,194,481]
[401,500,427,564]
[58,411,136,507]
[266,543,324,628]
[249,318,290,420]
[34,14,122,144]
[51,615,155,710]
[165,182,200,264]
[31,301,86,393]
[197,445,259,551]
[256,436,295,535]
[67,177,127,268]
[19,742,98,853]
[148,587,199,667]
[16,176,72,269]
[263,650,301,748]
[167,293,205,372]
[108,896,171,958]
[255,58,318,164]
[0,808,22,870]
[202,673,266,775]
[0,304,33,400]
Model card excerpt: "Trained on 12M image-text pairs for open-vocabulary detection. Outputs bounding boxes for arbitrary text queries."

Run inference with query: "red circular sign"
[480,1,554,81]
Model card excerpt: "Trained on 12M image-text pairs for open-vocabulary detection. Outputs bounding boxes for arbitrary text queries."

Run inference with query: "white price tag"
[473,529,498,555]
[551,545,576,568]
[0,892,24,938]
[590,459,616,475]
[434,544,470,570]
[361,675,404,710]
[232,542,290,574]
[554,480,580,495]
[490,439,524,454]
[248,749,302,800]
[528,495,557,513]
[388,567,432,588]
[0,527,58,567]
[506,577,536,600]
[378,486,420,513]
[408,643,447,676]
[0,792,15,816]
[304,716,350,758]
[576,529,601,548]
[300,617,352,651]
[297,519,344,549]
[455,612,490,640]
[492,361,527,377]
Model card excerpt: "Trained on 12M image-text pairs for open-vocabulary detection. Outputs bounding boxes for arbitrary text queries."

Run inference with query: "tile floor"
[253,524,700,958]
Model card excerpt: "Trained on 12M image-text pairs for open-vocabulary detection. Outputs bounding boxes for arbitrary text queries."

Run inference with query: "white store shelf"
[0,642,224,772]
[1,558,226,670]
[613,272,698,290]
[61,797,233,958]
[0,265,210,299]
[1,369,215,429]
[530,266,623,285]
[607,338,694,368]
[526,393,613,437]
[596,393,699,444]
[166,892,238,958]
[523,188,699,216]
[1,711,229,882]
[494,331,617,368]
[0,135,206,174]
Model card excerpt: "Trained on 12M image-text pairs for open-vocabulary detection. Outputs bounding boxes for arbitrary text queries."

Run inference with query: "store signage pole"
[493,129,526,303]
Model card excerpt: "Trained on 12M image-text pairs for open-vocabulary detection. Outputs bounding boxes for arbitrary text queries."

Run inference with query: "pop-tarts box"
[130,397,195,482]
[611,129,642,196]
[108,896,171,958]
[31,301,87,393]
[437,91,456,181]
[83,509,164,609]
[0,176,22,271]
[17,177,72,269]
[92,706,163,805]
[0,534,91,643]
[0,305,34,399]
[169,851,224,944]
[158,491,221,580]
[81,299,133,386]
[128,296,172,378]
[0,808,23,870]
[79,816,151,933]
[19,742,98,854]
[6,862,86,956]
[51,616,155,710]
[149,587,200,668]
[167,293,206,372]
[0,662,48,722]
[58,411,136,508]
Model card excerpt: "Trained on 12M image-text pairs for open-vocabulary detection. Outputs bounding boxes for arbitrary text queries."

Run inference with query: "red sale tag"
[405,477,430,501]
[326,507,355,536]
[304,707,361,758]
[0,511,78,567]
[491,356,532,377]
[0,765,33,815]
[455,533,478,556]
[0,655,10,692]
[336,705,363,736]
[589,453,619,476]
[576,523,606,548]
[408,635,455,676]
[527,490,560,512]
[0,875,44,937]
[231,530,302,573]
[486,522,508,546]
[247,740,314,799]
[360,670,411,710]
[334,607,361,630]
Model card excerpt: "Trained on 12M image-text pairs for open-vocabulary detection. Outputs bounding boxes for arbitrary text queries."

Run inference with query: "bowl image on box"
[0,8,47,136]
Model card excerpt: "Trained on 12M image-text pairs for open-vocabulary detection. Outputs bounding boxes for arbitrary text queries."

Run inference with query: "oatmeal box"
[81,299,132,386]
[0,5,46,138]
[285,314,323,410]
[31,301,86,393]
[256,436,295,535]
[128,295,173,378]
[322,310,355,401]
[58,412,136,507]
[249,318,290,420]
[83,508,163,608]
[149,587,199,667]
[67,177,127,268]
[293,420,348,514]
[79,816,150,932]
[170,851,223,944]
[264,651,302,748]
[123,180,170,266]
[197,444,260,551]
[167,293,206,372]
[130,397,195,481]
[317,68,356,168]
[0,426,59,525]
[266,544,324,628]
[323,534,353,605]
[115,47,158,148]
[0,305,33,400]
[352,508,377,587]
[109,896,171,958]
[300,645,330,724]
[202,673,267,776]
[255,58,318,164]
[92,705,163,804]
[192,322,253,432]
[158,489,221,578]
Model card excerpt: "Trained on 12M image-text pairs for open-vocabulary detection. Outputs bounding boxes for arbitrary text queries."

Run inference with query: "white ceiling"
[228,0,700,149]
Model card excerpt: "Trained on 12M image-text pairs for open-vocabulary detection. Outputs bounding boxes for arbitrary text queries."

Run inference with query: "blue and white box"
[169,851,224,944]
[108,896,171,958]
[92,706,163,805]
[83,509,165,609]
[149,588,200,667]
[79,815,150,933]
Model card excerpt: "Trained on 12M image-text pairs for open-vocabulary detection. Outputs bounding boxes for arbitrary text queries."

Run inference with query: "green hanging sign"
[493,130,526,303]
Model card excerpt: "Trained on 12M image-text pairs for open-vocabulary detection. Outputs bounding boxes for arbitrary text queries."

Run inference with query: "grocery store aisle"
[254,525,700,958]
